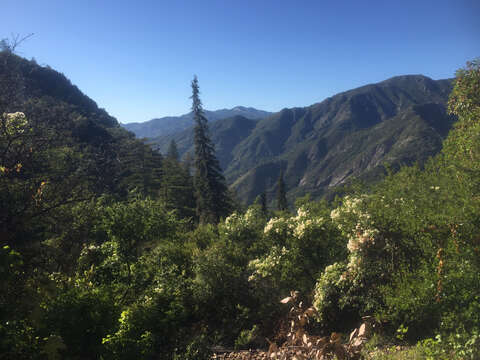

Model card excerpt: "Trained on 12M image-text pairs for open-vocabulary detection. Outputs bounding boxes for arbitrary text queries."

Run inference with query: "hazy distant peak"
[232,106,254,111]
[122,106,272,139]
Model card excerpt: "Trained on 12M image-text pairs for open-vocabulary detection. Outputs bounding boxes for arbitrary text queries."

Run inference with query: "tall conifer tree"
[259,192,268,215]
[254,191,268,216]
[191,76,231,223]
[166,139,179,161]
[160,139,196,220]
[276,171,288,211]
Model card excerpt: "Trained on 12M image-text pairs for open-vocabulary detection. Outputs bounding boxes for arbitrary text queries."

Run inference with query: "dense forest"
[1,48,479,359]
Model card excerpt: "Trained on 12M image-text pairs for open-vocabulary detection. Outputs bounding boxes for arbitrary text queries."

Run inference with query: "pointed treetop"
[166,139,179,161]
[191,75,203,113]
[254,192,268,216]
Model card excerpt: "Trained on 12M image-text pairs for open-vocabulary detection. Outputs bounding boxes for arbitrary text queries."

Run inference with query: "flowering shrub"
[329,196,380,277]
[249,206,345,299]
[290,207,325,239]
[263,206,328,244]
[3,112,28,136]
[219,206,265,249]
[313,262,348,313]
[313,196,392,330]
[263,215,293,241]
[248,246,289,283]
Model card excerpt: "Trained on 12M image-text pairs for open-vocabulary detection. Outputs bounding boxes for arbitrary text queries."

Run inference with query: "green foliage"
[40,284,118,359]
[234,325,260,350]
[255,206,345,297]
[160,155,196,220]
[102,307,155,360]
[257,192,268,216]
[174,333,212,360]
[0,245,40,359]
[313,262,361,331]
[192,237,251,343]
[444,58,480,172]
[98,196,180,258]
[379,265,439,339]
[41,335,67,360]
[0,320,41,360]
[219,206,265,252]
[118,139,164,197]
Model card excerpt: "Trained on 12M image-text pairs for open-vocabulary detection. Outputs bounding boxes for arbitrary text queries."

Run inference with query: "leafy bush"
[40,285,118,359]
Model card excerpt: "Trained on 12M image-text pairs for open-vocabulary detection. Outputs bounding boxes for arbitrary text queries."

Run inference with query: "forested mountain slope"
[0,51,164,244]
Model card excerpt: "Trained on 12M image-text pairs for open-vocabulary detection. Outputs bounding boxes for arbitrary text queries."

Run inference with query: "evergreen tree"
[182,151,194,174]
[259,191,268,215]
[118,139,163,197]
[276,171,288,211]
[166,139,179,161]
[191,75,231,223]
[160,149,196,220]
[254,192,268,216]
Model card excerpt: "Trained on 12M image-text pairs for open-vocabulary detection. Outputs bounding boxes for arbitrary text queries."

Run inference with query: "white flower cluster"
[222,207,263,237]
[248,246,289,282]
[346,224,379,253]
[152,284,164,294]
[347,252,362,272]
[3,112,28,136]
[296,207,309,219]
[223,211,242,235]
[264,207,325,239]
[293,217,324,238]
[244,207,258,223]
[330,196,368,228]
[263,217,290,235]
[330,196,378,274]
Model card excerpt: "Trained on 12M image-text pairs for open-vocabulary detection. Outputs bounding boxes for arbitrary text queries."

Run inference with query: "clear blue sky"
[2,0,479,123]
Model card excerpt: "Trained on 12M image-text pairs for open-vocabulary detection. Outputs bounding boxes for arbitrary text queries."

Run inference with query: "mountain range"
[122,106,272,138]
[150,75,454,204]
[3,50,454,207]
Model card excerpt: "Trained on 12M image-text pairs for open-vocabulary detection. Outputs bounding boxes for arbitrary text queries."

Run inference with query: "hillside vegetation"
[1,51,479,360]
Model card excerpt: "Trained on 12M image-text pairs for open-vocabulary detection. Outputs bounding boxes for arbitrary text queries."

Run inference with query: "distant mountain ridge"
[152,75,454,204]
[122,106,272,138]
